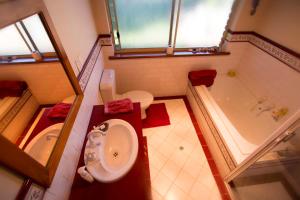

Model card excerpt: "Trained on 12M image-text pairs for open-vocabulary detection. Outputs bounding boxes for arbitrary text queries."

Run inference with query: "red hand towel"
[104,98,133,114]
[47,103,72,119]
[0,80,28,98]
[188,69,217,87]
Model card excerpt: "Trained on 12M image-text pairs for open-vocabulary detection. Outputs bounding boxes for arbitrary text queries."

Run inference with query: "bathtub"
[187,75,295,166]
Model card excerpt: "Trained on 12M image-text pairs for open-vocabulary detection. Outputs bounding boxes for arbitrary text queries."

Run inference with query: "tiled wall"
[2,96,39,143]
[235,44,300,122]
[0,166,25,200]
[101,42,247,97]
[43,52,104,200]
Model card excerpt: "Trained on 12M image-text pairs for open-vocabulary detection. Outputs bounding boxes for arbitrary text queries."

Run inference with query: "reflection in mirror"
[0,13,76,166]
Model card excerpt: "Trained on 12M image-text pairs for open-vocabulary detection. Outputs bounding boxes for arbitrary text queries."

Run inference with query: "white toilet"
[99,69,153,119]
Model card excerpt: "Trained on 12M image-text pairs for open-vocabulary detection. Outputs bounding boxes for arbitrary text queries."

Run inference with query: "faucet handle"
[93,122,109,132]
[87,129,102,146]
[77,166,94,183]
[257,96,267,104]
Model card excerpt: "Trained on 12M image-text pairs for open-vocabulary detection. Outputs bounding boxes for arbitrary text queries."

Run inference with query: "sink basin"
[84,119,138,183]
[24,123,64,166]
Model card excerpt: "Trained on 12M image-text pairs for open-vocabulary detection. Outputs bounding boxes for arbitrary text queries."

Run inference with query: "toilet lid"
[121,90,153,109]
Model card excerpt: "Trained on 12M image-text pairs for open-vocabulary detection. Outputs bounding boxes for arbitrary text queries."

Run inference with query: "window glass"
[0,25,31,56]
[175,0,234,48]
[22,14,55,53]
[114,0,172,48]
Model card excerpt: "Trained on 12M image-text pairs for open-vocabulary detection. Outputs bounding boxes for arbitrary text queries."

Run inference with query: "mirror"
[0,13,76,166]
[0,9,82,187]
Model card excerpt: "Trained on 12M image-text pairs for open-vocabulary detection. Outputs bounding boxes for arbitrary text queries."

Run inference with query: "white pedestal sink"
[82,119,138,183]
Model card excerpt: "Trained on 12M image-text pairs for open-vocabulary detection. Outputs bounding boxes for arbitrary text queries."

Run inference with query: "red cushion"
[188,70,217,87]
[47,103,72,119]
[0,80,27,98]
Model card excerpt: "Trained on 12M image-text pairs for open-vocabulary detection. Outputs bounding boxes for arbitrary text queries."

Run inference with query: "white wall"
[101,42,247,97]
[235,44,300,123]
[90,0,111,34]
[0,62,74,104]
[43,0,98,74]
[254,0,300,53]
[229,0,300,53]
[2,96,39,143]
[0,166,25,200]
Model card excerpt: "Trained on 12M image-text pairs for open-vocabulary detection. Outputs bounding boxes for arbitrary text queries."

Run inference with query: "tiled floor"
[143,99,226,200]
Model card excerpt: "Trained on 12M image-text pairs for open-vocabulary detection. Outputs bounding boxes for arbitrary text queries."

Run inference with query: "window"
[108,0,234,51]
[0,14,56,61]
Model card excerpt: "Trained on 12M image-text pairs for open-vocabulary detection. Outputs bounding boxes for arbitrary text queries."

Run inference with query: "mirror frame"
[0,0,83,187]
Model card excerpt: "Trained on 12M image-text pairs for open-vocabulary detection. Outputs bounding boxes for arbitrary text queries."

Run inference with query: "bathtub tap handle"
[256,104,275,116]
[94,122,109,132]
[250,97,267,111]
[46,134,58,141]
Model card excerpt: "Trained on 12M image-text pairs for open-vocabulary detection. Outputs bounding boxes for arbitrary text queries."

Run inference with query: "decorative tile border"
[23,183,44,200]
[78,38,102,91]
[0,89,32,133]
[226,31,300,72]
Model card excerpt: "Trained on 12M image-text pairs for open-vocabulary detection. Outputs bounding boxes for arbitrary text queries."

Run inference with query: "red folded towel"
[47,103,72,119]
[0,80,28,98]
[104,98,133,114]
[188,69,217,87]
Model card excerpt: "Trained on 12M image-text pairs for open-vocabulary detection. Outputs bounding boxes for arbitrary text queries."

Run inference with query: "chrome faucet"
[93,122,109,133]
[86,122,109,148]
[251,97,267,111]
[46,134,58,141]
[256,104,275,116]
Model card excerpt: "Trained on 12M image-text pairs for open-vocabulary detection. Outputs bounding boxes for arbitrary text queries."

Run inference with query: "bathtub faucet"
[251,97,267,111]
[256,104,275,116]
[46,134,58,141]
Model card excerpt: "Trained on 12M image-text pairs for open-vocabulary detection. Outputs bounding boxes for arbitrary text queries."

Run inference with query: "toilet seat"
[120,90,153,119]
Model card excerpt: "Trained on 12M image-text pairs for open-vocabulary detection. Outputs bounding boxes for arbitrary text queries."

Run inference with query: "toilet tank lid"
[100,69,115,90]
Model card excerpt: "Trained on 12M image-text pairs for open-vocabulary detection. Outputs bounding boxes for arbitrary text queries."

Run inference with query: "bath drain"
[113,152,119,158]
[179,146,184,151]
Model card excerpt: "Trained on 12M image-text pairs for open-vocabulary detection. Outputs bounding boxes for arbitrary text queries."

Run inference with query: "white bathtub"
[191,75,295,164]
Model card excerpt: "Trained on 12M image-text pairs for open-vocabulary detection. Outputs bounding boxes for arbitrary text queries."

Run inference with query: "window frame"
[0,13,58,63]
[106,0,233,54]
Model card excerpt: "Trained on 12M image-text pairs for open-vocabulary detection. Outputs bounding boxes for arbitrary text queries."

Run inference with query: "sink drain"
[113,152,119,158]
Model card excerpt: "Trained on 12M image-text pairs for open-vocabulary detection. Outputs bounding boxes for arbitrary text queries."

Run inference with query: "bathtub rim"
[196,84,260,161]
[188,82,237,170]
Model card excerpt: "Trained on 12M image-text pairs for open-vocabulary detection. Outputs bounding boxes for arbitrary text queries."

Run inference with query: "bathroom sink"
[24,123,64,166]
[84,119,138,183]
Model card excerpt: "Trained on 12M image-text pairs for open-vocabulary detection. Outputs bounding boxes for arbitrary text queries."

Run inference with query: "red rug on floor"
[142,103,170,128]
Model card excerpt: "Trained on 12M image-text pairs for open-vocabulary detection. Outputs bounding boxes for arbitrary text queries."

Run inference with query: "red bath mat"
[142,103,170,128]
